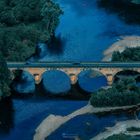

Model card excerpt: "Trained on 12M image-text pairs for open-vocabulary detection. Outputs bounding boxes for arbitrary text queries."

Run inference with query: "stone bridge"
[7,62,140,85]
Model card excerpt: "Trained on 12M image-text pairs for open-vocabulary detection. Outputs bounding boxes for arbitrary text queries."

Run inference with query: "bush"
[90,77,140,107]
[112,47,140,62]
[0,53,11,98]
[0,0,63,61]
[106,134,138,140]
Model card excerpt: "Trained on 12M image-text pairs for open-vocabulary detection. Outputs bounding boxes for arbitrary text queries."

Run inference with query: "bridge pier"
[106,74,113,85]
[69,74,78,84]
[34,74,42,84]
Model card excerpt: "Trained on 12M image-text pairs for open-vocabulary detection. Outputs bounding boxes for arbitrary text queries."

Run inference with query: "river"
[38,0,140,61]
[0,0,140,140]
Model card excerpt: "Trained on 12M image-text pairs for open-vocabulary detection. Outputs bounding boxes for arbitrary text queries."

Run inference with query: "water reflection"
[97,0,140,24]
[11,70,35,96]
[43,0,140,61]
[42,70,71,95]
[0,97,14,134]
[47,34,66,54]
[78,70,108,93]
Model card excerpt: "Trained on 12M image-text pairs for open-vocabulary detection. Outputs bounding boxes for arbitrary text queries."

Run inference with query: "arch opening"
[77,70,108,93]
[113,70,140,83]
[10,69,36,94]
[41,70,71,95]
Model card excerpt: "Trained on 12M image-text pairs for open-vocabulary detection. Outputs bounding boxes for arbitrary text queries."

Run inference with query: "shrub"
[90,77,140,107]
[0,0,63,61]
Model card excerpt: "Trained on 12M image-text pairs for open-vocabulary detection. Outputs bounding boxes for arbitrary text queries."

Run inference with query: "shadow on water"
[46,34,66,55]
[10,80,90,101]
[33,82,90,101]
[26,34,66,62]
[97,0,140,25]
[0,97,14,135]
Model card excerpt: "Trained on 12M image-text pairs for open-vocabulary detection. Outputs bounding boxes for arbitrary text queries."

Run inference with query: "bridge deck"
[7,62,140,68]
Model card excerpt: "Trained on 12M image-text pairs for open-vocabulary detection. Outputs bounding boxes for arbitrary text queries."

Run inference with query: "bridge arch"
[41,70,71,94]
[77,69,108,93]
[43,68,83,85]
[11,69,34,79]
[113,70,140,83]
[8,62,140,87]
[10,69,36,94]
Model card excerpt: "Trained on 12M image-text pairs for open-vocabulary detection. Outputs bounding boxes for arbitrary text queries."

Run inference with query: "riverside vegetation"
[0,53,11,99]
[112,47,140,62]
[0,0,63,61]
[90,77,140,107]
[91,44,140,107]
[0,0,62,99]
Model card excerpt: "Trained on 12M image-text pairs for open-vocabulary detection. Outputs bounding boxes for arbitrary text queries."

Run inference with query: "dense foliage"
[131,0,140,4]
[112,47,140,62]
[90,77,140,107]
[0,53,11,98]
[106,134,139,140]
[0,0,63,61]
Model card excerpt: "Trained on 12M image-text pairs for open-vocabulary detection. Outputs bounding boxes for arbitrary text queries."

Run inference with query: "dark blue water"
[39,0,140,61]
[78,70,108,92]
[0,99,87,140]
[42,70,71,94]
[48,113,134,140]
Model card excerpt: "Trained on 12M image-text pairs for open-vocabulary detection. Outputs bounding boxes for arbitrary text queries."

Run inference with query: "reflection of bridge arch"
[42,70,71,94]
[10,69,36,94]
[77,69,108,92]
[10,67,46,84]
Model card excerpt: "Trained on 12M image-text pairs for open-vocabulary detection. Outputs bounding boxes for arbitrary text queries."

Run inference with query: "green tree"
[90,77,140,107]
[131,0,140,4]
[112,47,140,62]
[0,0,63,61]
[0,52,11,98]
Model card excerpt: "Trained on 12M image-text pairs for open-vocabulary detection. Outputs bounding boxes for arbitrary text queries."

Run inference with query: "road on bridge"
[7,61,140,68]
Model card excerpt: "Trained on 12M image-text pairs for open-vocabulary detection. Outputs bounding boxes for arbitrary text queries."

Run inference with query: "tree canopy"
[0,0,63,61]
[112,47,140,62]
[0,53,11,98]
[131,0,140,4]
[90,77,140,107]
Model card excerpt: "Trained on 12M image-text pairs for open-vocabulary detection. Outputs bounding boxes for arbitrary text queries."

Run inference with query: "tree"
[111,47,140,62]
[0,0,63,61]
[0,52,11,98]
[90,77,140,107]
[131,0,140,4]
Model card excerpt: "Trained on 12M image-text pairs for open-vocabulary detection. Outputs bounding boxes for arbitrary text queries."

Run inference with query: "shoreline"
[33,103,140,140]
[90,120,140,140]
[102,36,140,61]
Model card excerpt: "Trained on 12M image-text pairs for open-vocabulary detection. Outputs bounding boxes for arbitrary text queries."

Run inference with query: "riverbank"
[91,120,140,140]
[102,36,140,61]
[33,103,140,140]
